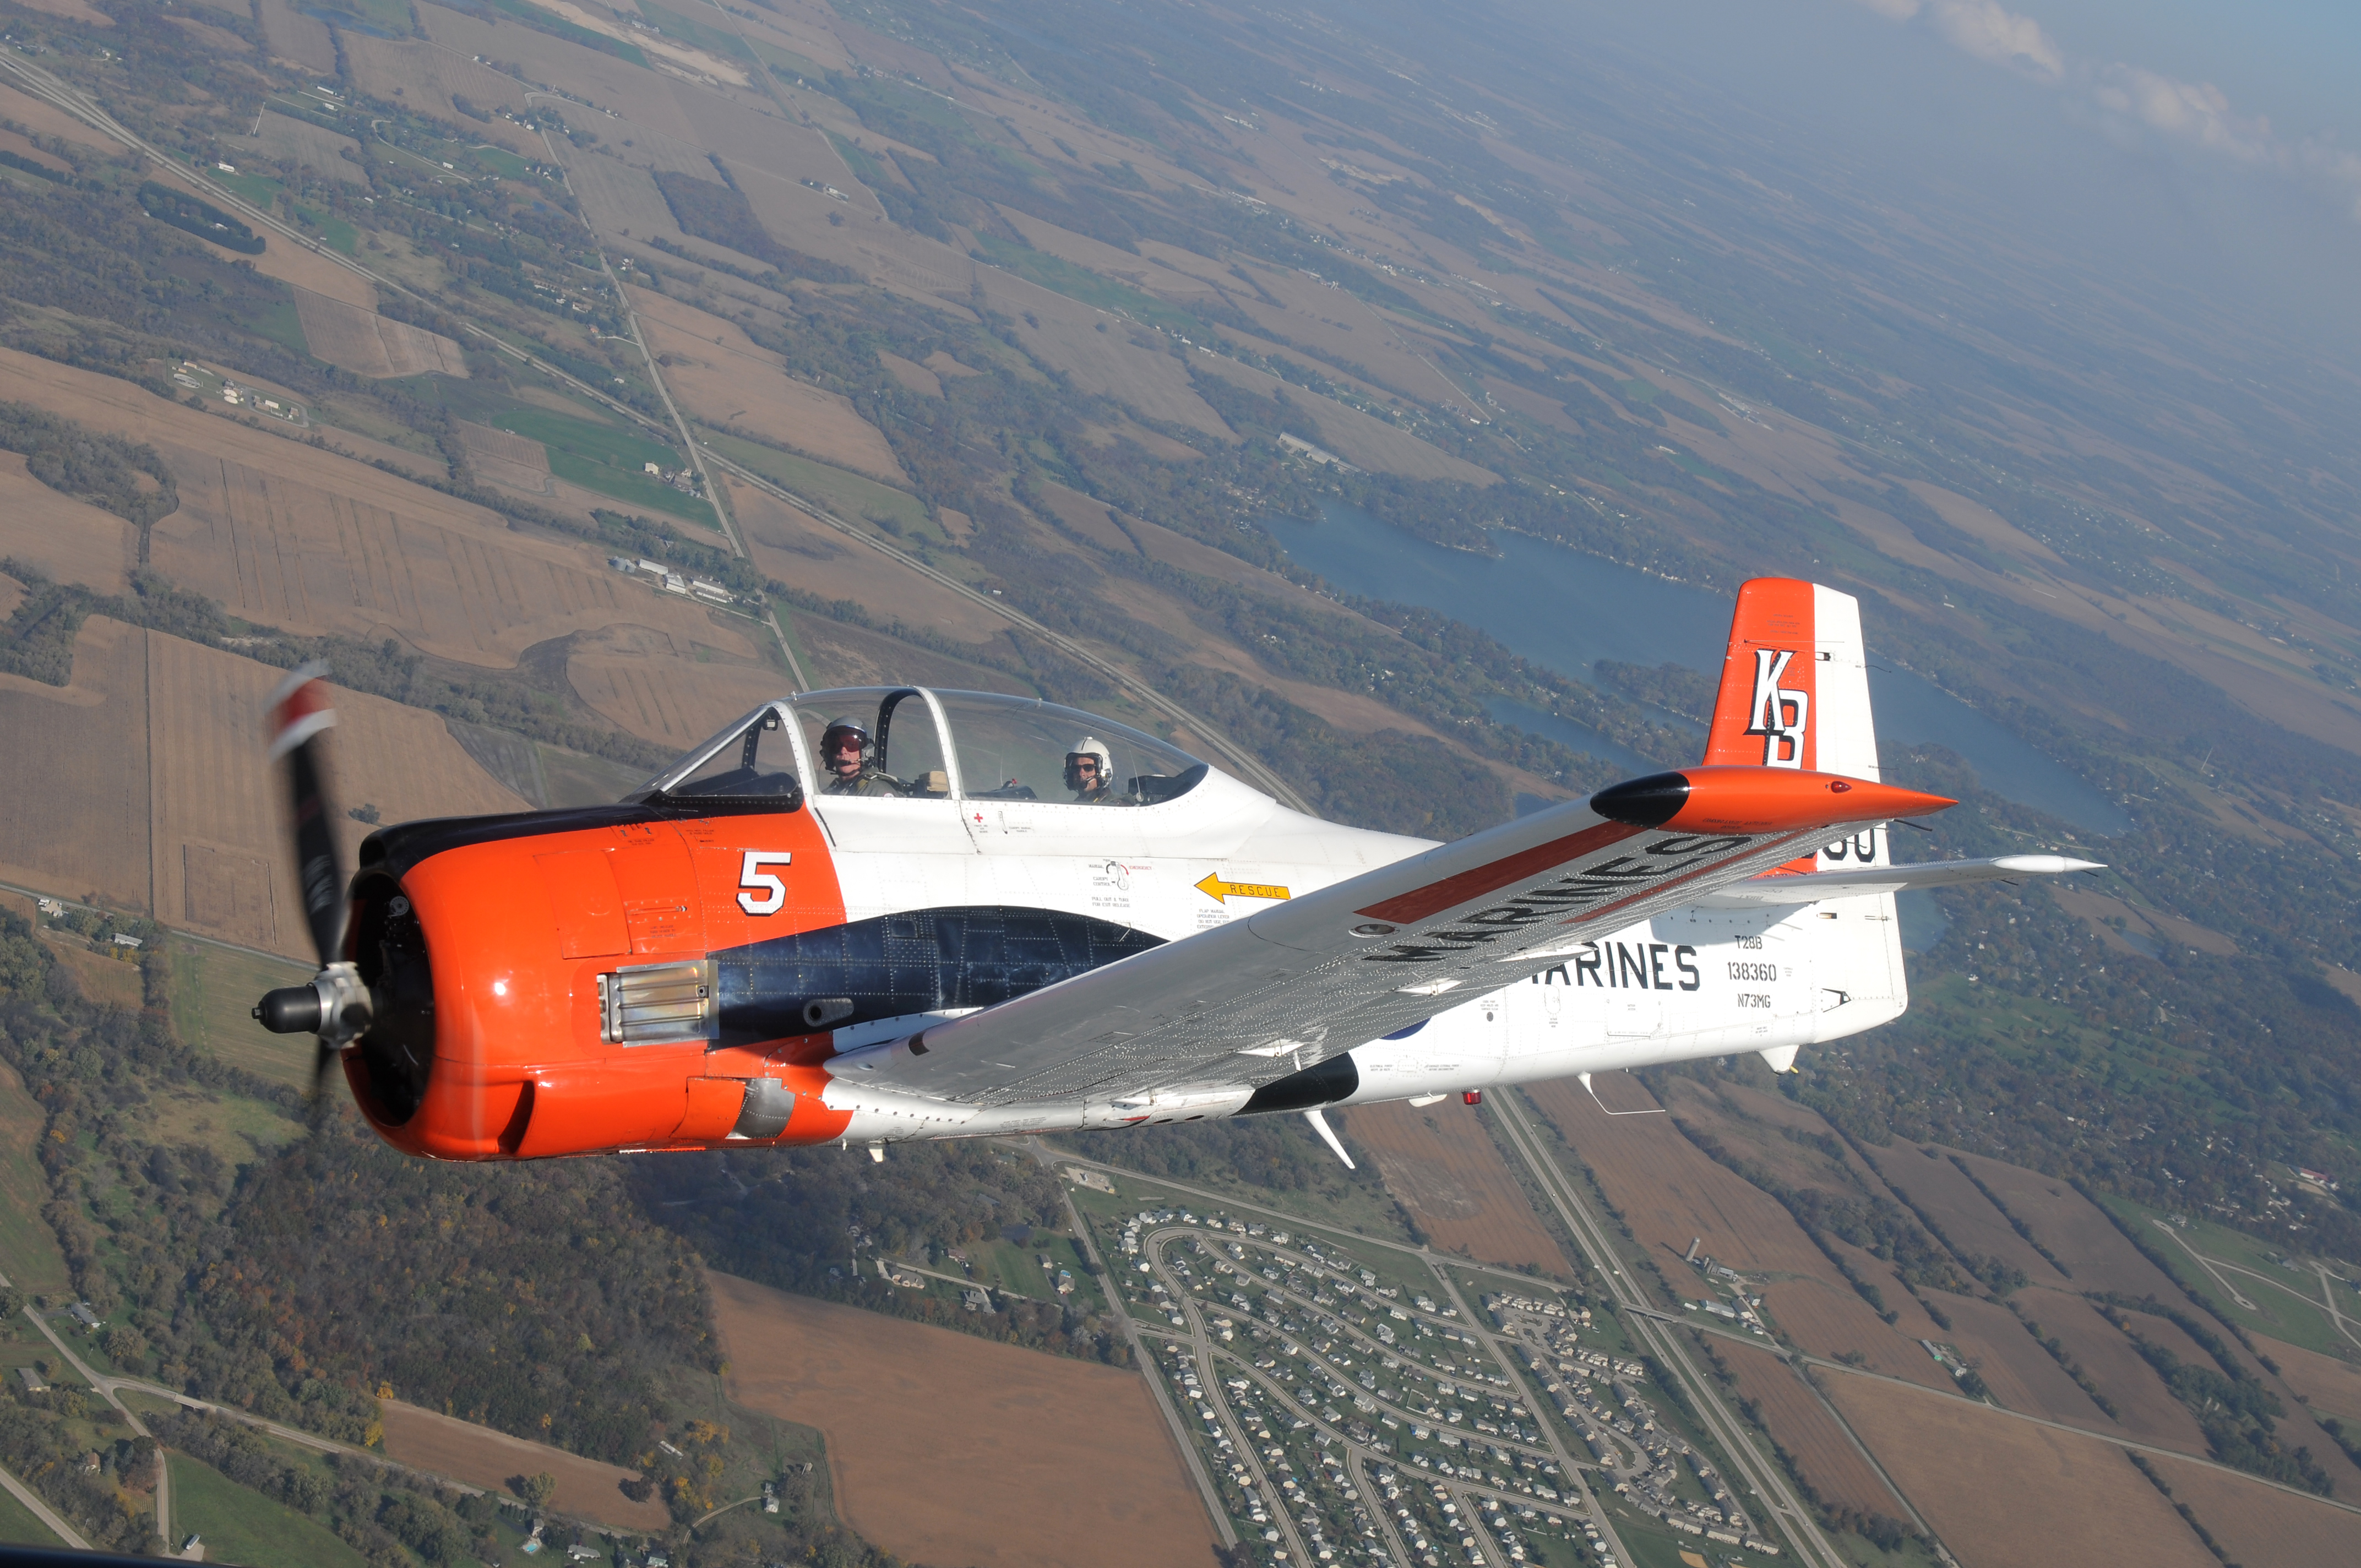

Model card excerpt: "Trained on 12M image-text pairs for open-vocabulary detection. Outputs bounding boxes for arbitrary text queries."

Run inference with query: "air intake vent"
[597,960,716,1045]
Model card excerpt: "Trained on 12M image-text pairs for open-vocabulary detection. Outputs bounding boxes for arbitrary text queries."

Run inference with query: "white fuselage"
[810,767,1908,1142]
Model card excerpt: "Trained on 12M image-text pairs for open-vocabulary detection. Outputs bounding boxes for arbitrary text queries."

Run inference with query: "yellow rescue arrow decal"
[1195,872,1291,905]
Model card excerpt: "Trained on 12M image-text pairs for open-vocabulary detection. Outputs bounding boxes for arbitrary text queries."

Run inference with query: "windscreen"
[792,688,953,800]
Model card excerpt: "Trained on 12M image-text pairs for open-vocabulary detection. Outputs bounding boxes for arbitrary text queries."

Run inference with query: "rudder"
[1701,578,1879,782]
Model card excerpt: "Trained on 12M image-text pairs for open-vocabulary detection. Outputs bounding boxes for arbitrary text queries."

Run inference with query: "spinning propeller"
[251,664,373,1109]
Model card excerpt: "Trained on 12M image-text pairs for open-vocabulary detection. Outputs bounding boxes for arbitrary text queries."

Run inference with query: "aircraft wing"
[828,767,1953,1107]
[1695,854,2102,907]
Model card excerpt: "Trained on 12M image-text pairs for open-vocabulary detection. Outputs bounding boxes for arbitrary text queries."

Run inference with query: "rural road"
[1047,1177,1239,1551]
[24,1307,171,1545]
[0,1460,86,1550]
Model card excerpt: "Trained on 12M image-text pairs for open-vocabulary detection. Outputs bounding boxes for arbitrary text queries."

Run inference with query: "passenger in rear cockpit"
[820,715,904,797]
[1065,737,1128,805]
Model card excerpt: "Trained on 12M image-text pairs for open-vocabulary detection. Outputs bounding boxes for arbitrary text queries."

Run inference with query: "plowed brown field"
[0,617,152,911]
[293,288,470,378]
[0,80,116,149]
[2015,1287,2207,1451]
[2149,1452,2361,1568]
[1932,1292,2122,1432]
[338,34,536,152]
[1858,1140,2072,1288]
[1522,1079,1835,1280]
[566,625,788,750]
[377,1401,668,1533]
[1945,1151,2184,1300]
[1755,1278,1950,1389]
[2261,1335,2361,1422]
[230,110,366,185]
[256,0,334,72]
[709,1272,1213,1568]
[730,479,1007,640]
[4,349,738,668]
[971,266,1232,437]
[1720,1346,1901,1518]
[1340,1101,1571,1276]
[1823,1371,2217,1568]
[628,288,907,482]
[0,454,134,592]
[145,631,526,956]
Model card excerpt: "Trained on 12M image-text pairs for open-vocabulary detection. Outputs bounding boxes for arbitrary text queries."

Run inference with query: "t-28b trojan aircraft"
[254,578,2093,1162]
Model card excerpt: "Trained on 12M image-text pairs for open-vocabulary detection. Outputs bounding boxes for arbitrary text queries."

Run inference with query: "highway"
[1486,1091,1853,1568]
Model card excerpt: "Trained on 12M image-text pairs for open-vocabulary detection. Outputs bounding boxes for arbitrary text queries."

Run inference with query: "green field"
[0,1482,63,1548]
[638,0,754,59]
[485,407,719,527]
[314,0,414,31]
[469,144,532,181]
[0,1066,70,1293]
[204,166,282,210]
[972,235,1202,335]
[169,1453,368,1568]
[700,429,932,536]
[168,943,316,1090]
[2098,1195,2360,1359]
[293,205,357,255]
[1053,1139,1419,1248]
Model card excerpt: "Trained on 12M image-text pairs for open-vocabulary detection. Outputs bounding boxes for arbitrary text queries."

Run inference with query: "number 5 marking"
[737,851,793,915]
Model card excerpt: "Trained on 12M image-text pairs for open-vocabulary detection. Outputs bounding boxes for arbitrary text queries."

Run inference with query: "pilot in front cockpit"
[820,715,904,797]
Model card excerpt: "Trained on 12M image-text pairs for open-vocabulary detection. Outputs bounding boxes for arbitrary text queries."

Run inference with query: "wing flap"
[828,768,1953,1106]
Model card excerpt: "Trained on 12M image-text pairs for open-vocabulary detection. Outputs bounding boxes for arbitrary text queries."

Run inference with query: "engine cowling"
[341,808,851,1159]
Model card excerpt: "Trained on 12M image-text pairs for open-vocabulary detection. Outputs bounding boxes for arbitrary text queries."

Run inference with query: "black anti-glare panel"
[712,906,1163,1047]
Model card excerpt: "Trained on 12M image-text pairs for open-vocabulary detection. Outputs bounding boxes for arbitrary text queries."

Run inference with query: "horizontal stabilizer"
[1696,854,2101,907]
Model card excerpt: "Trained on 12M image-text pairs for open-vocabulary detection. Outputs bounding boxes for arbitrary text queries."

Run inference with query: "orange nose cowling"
[351,820,852,1161]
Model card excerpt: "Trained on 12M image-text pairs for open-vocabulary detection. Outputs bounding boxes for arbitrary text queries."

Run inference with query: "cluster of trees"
[150,1407,519,1567]
[0,401,179,543]
[651,168,856,285]
[630,1138,1134,1367]
[1675,1118,1976,1303]
[0,1384,154,1553]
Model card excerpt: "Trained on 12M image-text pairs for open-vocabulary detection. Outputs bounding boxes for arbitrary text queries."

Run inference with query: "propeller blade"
[312,1036,341,1120]
[268,663,345,968]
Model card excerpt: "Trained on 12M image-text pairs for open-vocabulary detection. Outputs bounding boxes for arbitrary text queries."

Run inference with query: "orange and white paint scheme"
[257,580,2096,1162]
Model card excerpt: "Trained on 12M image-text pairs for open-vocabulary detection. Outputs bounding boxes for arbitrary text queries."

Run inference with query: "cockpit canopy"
[628,688,1210,811]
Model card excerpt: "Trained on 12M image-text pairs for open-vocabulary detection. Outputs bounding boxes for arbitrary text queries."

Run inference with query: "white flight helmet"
[1064,736,1114,793]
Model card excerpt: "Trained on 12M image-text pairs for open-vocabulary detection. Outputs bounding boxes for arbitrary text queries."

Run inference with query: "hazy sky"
[1543,0,2361,341]
[2031,0,2361,144]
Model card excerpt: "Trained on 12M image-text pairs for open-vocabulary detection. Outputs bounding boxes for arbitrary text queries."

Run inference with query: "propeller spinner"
[251,663,372,1104]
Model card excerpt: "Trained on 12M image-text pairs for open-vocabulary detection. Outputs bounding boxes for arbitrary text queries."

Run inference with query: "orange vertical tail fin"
[1703,579,1882,874]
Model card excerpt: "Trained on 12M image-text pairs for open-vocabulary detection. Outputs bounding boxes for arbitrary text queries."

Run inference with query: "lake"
[1265,503,2128,837]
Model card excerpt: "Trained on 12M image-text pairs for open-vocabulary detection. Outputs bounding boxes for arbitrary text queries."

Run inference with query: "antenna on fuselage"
[1578,1071,1667,1118]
